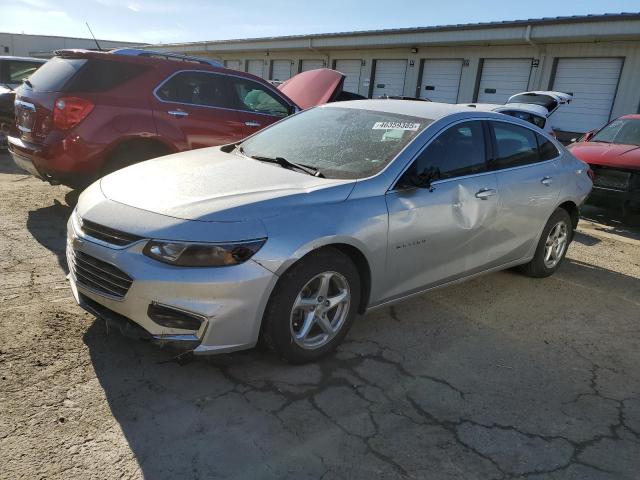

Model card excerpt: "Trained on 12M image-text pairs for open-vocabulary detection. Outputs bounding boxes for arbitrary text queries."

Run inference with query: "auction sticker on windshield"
[372,121,421,131]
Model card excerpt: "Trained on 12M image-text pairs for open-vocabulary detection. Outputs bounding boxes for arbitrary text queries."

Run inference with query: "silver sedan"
[66,100,593,363]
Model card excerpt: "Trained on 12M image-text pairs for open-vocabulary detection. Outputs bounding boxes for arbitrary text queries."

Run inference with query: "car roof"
[0,56,46,63]
[323,99,481,120]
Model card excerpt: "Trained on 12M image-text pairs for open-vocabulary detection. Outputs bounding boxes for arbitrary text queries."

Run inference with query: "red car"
[8,49,349,188]
[567,115,640,214]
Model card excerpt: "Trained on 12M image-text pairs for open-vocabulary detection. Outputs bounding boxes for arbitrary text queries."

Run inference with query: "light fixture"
[410,47,418,54]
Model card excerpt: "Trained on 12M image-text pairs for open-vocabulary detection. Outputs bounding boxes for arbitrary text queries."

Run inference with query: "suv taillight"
[53,97,94,130]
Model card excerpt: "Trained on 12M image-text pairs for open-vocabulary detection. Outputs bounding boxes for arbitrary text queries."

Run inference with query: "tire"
[102,142,168,177]
[520,208,573,278]
[261,248,361,364]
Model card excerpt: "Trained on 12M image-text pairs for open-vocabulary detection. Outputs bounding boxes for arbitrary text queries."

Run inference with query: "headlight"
[143,239,266,267]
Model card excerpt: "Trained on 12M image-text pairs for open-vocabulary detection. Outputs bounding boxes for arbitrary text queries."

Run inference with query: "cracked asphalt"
[1,151,639,479]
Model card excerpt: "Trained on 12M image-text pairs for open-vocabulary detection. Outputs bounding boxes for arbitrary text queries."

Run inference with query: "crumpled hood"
[278,68,344,109]
[99,147,355,222]
[567,142,640,170]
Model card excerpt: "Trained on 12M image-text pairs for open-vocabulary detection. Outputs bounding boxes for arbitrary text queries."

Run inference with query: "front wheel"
[520,208,573,278]
[261,248,361,364]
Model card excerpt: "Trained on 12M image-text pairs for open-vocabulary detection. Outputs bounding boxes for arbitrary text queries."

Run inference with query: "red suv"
[8,49,349,188]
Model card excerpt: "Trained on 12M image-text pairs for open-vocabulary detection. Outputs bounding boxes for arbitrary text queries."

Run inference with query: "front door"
[151,70,245,150]
[384,120,500,301]
[224,76,292,138]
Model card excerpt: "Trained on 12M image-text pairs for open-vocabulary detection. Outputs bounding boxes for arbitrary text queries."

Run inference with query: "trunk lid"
[506,91,573,116]
[277,68,345,110]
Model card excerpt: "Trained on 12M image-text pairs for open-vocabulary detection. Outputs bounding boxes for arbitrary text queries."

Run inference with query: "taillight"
[53,97,94,130]
[587,168,595,182]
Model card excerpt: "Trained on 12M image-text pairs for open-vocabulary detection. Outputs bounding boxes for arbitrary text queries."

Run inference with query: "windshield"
[591,118,640,146]
[239,106,431,179]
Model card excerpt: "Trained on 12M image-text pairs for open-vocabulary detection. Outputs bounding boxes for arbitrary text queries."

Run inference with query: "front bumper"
[588,186,640,211]
[66,214,278,355]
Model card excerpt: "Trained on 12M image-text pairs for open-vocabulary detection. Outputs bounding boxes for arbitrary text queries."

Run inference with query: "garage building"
[143,13,640,135]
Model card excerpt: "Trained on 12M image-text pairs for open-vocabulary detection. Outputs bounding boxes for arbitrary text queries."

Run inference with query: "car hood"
[567,142,640,170]
[278,68,345,109]
[99,147,355,223]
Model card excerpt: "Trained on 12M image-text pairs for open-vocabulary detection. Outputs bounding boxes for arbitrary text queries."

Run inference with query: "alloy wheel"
[289,271,351,350]
[544,221,568,269]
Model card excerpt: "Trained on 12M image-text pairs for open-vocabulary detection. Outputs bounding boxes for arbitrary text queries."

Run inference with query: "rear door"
[417,59,463,103]
[384,120,501,300]
[151,70,245,149]
[487,120,562,262]
[225,75,291,137]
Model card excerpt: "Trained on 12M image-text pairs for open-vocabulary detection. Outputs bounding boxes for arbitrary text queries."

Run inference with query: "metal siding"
[419,59,463,103]
[300,59,324,72]
[334,59,362,94]
[246,59,265,78]
[271,60,293,81]
[477,58,532,103]
[550,57,624,133]
[372,59,407,98]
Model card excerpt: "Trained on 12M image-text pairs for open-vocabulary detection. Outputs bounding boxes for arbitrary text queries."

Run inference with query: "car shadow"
[581,204,640,242]
[0,151,28,175]
[82,257,640,479]
[26,199,73,273]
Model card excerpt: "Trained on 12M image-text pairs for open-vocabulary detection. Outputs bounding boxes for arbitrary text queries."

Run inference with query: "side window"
[490,121,540,169]
[531,115,546,129]
[7,60,43,83]
[537,133,560,161]
[156,71,233,109]
[413,121,487,181]
[227,77,289,117]
[502,110,532,123]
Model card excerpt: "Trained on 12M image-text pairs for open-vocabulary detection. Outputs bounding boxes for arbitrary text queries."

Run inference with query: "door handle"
[541,176,553,186]
[475,188,497,200]
[168,110,189,118]
[245,121,261,128]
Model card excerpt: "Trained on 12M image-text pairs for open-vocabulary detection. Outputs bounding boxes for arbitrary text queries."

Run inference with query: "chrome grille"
[80,218,143,246]
[592,168,631,191]
[70,250,133,299]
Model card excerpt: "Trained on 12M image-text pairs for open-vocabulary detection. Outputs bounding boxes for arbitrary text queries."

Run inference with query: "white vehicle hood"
[99,147,354,223]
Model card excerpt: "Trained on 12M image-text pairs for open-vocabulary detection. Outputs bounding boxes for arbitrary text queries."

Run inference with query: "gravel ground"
[1,151,639,480]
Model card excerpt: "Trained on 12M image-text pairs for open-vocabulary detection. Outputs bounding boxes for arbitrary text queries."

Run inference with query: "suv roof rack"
[110,48,224,68]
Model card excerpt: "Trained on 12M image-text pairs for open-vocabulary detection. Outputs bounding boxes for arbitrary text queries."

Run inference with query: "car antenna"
[86,22,103,51]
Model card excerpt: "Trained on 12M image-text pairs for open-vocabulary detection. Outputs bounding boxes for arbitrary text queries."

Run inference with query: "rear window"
[4,60,44,84]
[27,57,86,92]
[65,59,149,92]
[26,57,148,93]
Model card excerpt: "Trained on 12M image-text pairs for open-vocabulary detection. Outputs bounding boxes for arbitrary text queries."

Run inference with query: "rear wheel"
[520,208,573,278]
[102,141,168,176]
[261,248,361,364]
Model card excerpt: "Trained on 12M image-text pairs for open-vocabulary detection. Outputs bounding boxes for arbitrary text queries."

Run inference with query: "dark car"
[0,56,46,148]
[567,115,640,214]
[8,49,348,188]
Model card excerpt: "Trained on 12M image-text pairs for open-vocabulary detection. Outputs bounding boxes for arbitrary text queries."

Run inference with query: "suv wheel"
[520,208,573,278]
[103,142,168,176]
[261,248,361,364]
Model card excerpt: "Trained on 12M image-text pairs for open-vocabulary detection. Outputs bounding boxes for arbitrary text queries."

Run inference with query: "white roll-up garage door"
[550,57,624,133]
[224,60,242,71]
[300,60,324,72]
[334,59,362,94]
[419,59,463,103]
[271,60,293,81]
[372,60,407,98]
[246,60,265,78]
[477,59,533,103]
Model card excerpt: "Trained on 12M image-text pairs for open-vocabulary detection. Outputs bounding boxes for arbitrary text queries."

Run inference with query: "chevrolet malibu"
[67,101,593,363]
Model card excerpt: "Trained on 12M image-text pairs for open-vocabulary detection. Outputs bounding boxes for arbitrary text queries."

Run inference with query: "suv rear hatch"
[277,68,345,109]
[14,52,150,145]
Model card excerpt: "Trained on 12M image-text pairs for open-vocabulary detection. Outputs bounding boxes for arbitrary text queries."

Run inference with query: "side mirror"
[399,166,439,190]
